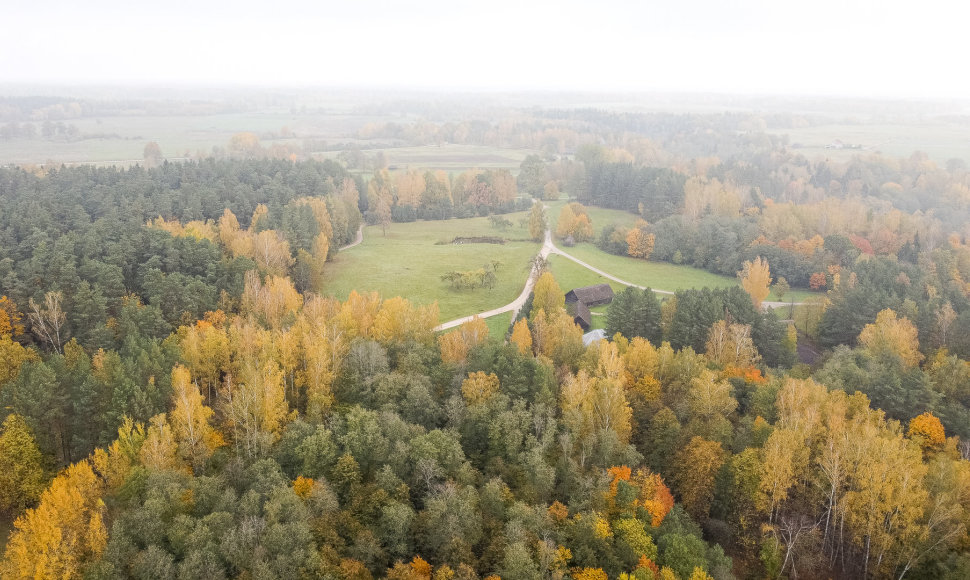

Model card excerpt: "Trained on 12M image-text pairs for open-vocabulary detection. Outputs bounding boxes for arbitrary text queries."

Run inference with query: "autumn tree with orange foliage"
[907,412,945,450]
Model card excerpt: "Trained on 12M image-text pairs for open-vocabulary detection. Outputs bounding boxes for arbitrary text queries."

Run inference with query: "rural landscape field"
[2,1,970,579]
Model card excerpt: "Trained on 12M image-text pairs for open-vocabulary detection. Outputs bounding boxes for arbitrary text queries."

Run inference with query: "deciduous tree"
[0,415,46,515]
[858,308,923,368]
[739,257,772,309]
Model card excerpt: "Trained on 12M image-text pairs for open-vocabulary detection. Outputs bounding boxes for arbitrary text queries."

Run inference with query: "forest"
[1,97,969,580]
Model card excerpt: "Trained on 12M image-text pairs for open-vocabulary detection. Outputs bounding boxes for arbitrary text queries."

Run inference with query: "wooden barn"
[568,300,592,331]
[565,284,614,307]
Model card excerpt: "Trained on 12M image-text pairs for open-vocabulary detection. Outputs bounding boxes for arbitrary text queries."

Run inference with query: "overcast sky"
[2,0,967,98]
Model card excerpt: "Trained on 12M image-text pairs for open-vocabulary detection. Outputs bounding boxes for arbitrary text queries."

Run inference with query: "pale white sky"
[2,0,968,98]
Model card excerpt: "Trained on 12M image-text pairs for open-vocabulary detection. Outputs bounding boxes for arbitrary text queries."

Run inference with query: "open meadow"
[321,210,540,322]
[559,242,815,303]
[767,121,970,164]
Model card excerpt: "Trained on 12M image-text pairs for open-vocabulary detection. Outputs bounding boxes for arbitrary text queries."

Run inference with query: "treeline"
[365,168,530,223]
[2,269,968,579]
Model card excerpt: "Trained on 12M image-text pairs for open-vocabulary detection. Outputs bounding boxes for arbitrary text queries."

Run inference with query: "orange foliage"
[340,558,373,580]
[410,556,432,579]
[548,500,569,522]
[908,412,946,450]
[637,556,661,577]
[632,469,675,527]
[0,296,24,336]
[608,465,632,498]
[723,365,767,384]
[293,476,315,499]
[809,272,827,290]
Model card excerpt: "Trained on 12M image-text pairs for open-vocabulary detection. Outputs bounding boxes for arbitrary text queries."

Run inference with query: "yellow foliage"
[561,370,633,444]
[510,318,533,355]
[0,334,38,386]
[626,228,656,260]
[432,565,455,580]
[1,460,108,579]
[573,567,609,580]
[739,256,772,309]
[461,371,500,406]
[858,308,923,368]
[170,365,223,472]
[179,318,230,397]
[438,331,469,365]
[140,413,179,472]
[705,320,760,368]
[689,567,714,580]
[241,271,303,329]
[532,272,565,314]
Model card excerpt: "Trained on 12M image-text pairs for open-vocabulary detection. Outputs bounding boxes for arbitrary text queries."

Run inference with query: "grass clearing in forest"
[321,211,541,322]
[547,254,628,295]
[562,244,737,291]
[485,312,514,341]
[555,239,818,303]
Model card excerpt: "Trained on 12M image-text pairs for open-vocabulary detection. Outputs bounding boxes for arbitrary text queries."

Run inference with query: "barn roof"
[569,300,592,330]
[565,284,614,305]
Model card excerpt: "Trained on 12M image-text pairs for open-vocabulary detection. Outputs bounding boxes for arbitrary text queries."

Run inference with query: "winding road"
[345,217,801,332]
[338,226,364,251]
[434,229,556,331]
[433,225,803,330]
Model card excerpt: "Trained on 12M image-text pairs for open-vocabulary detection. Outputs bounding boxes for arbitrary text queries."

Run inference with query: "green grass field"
[485,312,514,340]
[547,254,628,295]
[557,243,817,302]
[563,244,736,291]
[321,212,540,322]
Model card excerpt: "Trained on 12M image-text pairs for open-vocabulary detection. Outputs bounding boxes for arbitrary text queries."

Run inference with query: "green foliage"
[607,287,662,345]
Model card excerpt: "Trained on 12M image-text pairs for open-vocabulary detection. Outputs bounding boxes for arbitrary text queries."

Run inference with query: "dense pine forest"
[1,105,970,580]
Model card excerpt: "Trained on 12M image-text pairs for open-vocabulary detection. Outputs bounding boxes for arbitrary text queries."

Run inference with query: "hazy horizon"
[4,0,969,100]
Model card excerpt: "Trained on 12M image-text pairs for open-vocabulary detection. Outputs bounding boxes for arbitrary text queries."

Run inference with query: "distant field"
[321,211,540,322]
[378,144,537,171]
[0,111,352,166]
[0,108,401,167]
[768,122,970,163]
